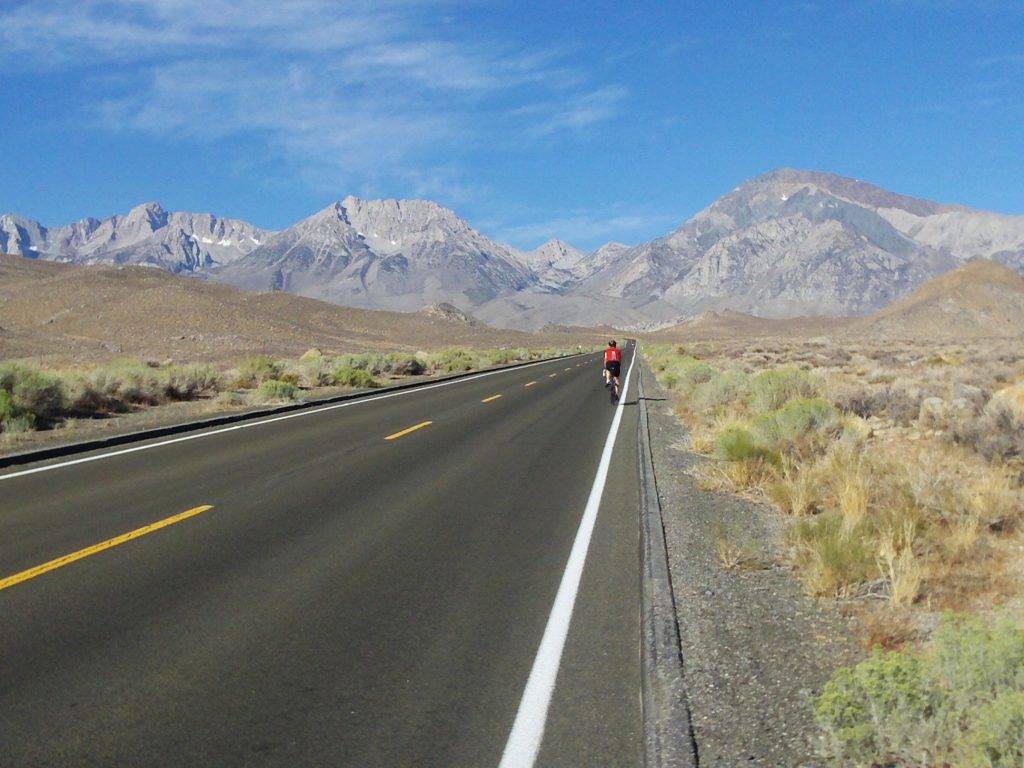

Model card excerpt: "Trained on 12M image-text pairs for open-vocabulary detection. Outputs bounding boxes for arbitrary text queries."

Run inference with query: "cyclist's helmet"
[608,340,617,347]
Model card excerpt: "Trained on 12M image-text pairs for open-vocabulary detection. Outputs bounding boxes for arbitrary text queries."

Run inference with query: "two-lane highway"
[0,345,641,767]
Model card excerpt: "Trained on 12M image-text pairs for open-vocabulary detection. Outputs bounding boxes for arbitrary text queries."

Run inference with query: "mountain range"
[4,169,1023,330]
[0,203,270,273]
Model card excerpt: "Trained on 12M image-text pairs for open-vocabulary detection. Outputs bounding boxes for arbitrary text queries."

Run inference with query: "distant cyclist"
[603,340,622,402]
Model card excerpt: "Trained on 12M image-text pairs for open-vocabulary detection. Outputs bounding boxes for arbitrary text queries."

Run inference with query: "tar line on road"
[498,350,638,768]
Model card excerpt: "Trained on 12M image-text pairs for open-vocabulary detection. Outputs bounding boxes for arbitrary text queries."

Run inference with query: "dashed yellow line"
[481,394,502,403]
[0,505,214,592]
[385,421,433,440]
[524,381,536,388]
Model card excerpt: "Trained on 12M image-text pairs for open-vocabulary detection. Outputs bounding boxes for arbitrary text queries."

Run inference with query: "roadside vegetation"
[0,345,579,441]
[645,338,1024,766]
[817,613,1024,767]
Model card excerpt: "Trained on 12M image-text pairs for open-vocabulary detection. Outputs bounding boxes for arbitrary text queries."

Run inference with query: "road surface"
[0,345,642,767]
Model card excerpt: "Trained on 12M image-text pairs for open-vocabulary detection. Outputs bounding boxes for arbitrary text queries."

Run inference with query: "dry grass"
[644,335,1024,643]
[711,520,767,571]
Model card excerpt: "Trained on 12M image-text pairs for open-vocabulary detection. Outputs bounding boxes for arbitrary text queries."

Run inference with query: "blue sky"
[1,0,1022,251]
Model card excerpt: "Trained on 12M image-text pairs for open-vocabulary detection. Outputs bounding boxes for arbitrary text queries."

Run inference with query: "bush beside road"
[643,338,1024,766]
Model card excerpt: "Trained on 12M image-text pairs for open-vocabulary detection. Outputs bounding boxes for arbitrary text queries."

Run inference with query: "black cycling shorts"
[605,360,621,377]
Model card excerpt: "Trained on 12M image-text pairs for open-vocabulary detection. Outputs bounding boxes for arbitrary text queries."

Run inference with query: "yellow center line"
[481,394,502,403]
[384,420,433,440]
[0,505,214,592]
[524,381,536,388]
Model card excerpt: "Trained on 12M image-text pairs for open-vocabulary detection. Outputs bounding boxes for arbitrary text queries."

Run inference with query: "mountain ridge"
[6,168,1024,329]
[0,202,271,273]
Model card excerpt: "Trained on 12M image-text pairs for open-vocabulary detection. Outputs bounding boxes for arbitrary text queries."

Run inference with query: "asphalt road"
[0,345,642,767]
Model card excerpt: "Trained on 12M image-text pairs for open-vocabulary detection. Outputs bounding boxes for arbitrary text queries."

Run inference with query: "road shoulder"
[641,364,859,766]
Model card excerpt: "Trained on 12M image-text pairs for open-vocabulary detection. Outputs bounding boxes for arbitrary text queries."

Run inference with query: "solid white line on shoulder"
[498,348,637,768]
[0,353,593,482]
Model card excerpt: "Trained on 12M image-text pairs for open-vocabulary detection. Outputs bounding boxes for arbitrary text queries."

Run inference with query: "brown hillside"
[647,309,850,341]
[855,259,1024,339]
[0,255,593,364]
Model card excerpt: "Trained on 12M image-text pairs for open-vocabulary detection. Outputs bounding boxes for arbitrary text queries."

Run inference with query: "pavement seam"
[637,359,700,768]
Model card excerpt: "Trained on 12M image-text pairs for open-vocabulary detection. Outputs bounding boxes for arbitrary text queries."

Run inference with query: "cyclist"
[603,340,622,402]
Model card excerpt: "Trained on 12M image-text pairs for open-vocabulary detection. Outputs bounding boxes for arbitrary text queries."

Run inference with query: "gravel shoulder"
[642,366,860,766]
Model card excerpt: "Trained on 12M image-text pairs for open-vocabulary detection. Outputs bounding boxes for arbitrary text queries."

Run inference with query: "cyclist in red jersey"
[603,340,622,402]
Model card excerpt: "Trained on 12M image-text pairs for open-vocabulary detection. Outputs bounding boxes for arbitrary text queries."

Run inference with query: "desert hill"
[854,259,1024,339]
[644,259,1024,342]
[647,309,850,341]
[0,255,592,365]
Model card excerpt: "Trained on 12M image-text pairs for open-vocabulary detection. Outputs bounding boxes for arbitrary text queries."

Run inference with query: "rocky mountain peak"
[341,196,465,230]
[526,238,584,270]
[742,168,960,217]
[124,201,169,230]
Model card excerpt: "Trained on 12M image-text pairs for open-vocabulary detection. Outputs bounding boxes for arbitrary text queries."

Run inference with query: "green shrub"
[746,367,820,412]
[691,368,751,412]
[253,379,298,402]
[66,369,129,414]
[790,513,876,598]
[64,362,222,412]
[289,357,334,388]
[163,364,223,400]
[714,425,780,465]
[817,613,1024,766]
[105,362,164,405]
[0,388,34,432]
[961,691,1024,767]
[432,348,476,372]
[816,647,931,765]
[751,397,839,449]
[363,354,391,375]
[331,366,380,389]
[662,356,715,391]
[0,363,66,427]
[234,356,282,388]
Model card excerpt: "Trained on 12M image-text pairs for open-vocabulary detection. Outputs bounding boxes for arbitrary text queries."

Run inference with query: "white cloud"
[0,0,625,195]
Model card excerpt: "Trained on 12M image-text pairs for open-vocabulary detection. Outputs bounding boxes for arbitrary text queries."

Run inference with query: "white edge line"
[498,347,637,768]
[0,353,590,482]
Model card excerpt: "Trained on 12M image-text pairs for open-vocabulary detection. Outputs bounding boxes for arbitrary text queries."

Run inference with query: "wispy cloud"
[0,0,625,195]
[511,86,629,138]
[489,207,680,250]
